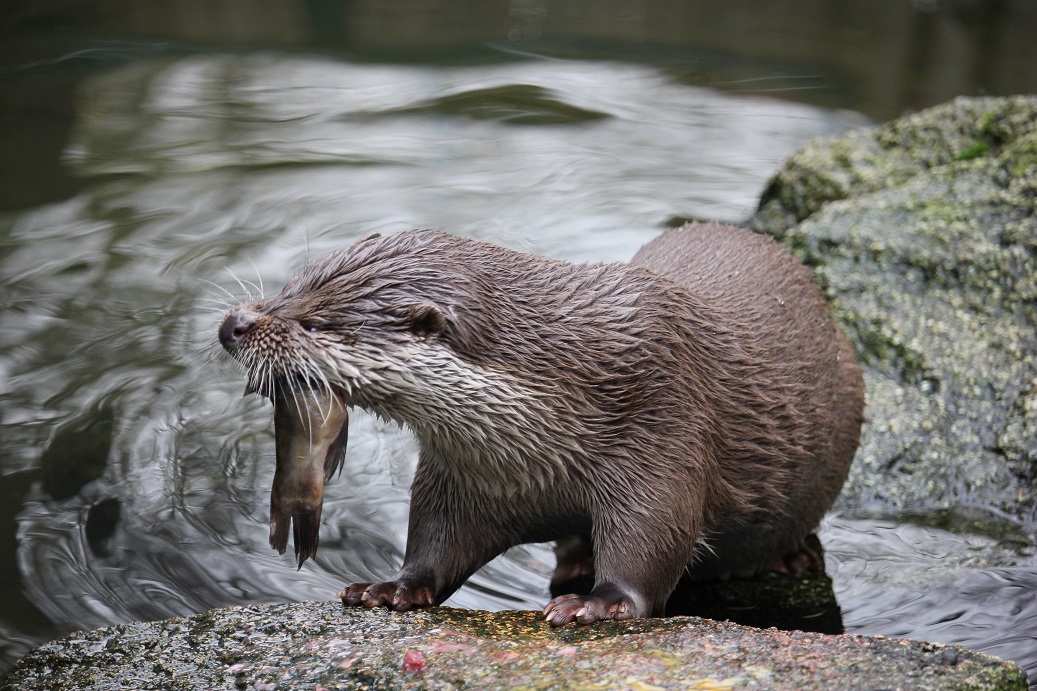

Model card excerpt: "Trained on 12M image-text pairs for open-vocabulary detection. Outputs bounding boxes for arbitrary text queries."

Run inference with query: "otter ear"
[402,303,446,337]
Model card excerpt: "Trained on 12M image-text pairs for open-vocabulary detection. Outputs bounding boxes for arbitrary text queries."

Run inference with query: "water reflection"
[0,52,1033,687]
[822,515,1037,679]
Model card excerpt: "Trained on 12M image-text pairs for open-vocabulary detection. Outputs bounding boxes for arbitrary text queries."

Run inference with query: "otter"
[217,223,864,626]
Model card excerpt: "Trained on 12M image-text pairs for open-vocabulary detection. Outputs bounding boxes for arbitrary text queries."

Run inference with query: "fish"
[269,381,349,568]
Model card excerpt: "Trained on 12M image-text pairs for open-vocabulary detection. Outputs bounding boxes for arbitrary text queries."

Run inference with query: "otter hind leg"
[550,534,595,596]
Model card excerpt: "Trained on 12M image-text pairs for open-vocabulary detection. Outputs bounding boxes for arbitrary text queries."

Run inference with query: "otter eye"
[299,320,321,333]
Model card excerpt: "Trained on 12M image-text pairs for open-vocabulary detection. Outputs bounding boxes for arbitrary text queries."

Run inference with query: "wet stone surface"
[0,603,1026,690]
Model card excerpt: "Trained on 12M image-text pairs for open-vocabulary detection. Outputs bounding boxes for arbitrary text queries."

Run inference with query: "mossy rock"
[749,96,1037,525]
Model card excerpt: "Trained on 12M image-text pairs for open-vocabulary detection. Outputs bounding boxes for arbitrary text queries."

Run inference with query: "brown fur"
[218,222,864,623]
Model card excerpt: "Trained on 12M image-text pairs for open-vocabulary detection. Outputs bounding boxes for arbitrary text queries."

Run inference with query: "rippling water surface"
[1,53,1034,683]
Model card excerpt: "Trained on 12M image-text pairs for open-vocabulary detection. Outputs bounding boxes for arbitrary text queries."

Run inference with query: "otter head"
[218,232,456,412]
[217,231,463,565]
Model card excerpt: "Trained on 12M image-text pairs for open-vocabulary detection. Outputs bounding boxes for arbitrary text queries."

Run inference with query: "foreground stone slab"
[0,603,1025,690]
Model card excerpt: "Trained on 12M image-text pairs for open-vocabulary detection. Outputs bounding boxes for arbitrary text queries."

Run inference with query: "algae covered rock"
[0,602,1025,690]
[750,96,1037,525]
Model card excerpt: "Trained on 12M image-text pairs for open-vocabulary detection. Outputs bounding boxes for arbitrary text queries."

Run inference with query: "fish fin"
[292,507,322,569]
[324,409,349,482]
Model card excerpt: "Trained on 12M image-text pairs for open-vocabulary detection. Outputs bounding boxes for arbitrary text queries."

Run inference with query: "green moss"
[955,139,993,161]
[1003,134,1037,177]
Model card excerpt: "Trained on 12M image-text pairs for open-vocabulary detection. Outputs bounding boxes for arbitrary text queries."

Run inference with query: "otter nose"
[219,310,255,351]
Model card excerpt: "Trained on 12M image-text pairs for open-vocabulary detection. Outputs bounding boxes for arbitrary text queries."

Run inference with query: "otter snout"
[219,309,256,353]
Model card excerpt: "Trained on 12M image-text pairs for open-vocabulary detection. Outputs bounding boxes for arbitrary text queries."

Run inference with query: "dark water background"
[2,0,1036,683]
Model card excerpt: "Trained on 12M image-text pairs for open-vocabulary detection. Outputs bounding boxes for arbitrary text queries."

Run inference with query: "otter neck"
[348,346,586,497]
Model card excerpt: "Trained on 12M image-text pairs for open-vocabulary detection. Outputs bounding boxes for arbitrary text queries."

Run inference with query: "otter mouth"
[269,379,349,568]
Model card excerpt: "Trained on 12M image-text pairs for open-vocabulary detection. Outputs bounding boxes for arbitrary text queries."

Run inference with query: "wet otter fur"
[218,222,864,625]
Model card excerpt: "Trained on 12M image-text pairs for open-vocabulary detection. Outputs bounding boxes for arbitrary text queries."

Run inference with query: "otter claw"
[337,582,369,605]
[339,581,436,612]
[544,591,636,626]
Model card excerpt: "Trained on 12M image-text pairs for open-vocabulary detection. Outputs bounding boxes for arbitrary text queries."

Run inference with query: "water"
[824,516,1037,681]
[1,42,1034,688]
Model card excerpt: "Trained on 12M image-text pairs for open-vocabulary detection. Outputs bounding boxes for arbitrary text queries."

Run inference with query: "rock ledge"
[1,603,1025,690]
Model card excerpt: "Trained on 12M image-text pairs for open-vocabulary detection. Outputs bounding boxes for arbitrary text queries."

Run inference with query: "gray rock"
[750,95,1037,529]
[0,603,1025,690]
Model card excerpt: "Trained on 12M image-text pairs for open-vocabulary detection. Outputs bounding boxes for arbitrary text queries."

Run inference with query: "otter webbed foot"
[769,543,824,577]
[338,580,435,612]
[543,584,639,626]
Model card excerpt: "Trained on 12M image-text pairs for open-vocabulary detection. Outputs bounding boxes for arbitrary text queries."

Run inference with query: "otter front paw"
[337,580,435,612]
[543,590,637,626]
